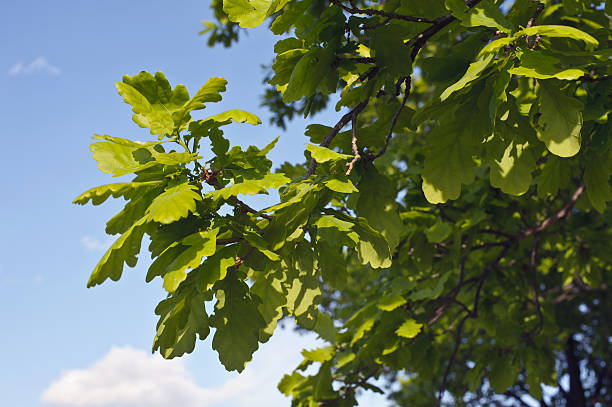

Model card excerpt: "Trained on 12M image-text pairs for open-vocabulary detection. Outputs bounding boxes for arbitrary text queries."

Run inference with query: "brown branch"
[306,100,369,177]
[346,114,361,176]
[529,235,544,333]
[521,183,585,238]
[229,196,273,221]
[477,228,515,239]
[410,0,484,60]
[202,168,274,221]
[580,74,612,82]
[437,313,470,406]
[526,2,545,49]
[330,0,435,24]
[504,390,533,407]
[361,17,391,30]
[374,77,411,160]
[216,237,243,245]
[342,56,376,64]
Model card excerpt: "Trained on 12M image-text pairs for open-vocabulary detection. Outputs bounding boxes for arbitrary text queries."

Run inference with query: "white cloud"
[8,57,61,76]
[41,326,389,407]
[40,346,249,407]
[80,235,112,251]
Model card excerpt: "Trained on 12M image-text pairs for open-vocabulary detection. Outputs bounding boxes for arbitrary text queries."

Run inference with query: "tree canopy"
[75,0,612,405]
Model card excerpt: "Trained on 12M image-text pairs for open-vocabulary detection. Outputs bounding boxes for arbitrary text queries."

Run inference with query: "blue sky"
[0,1,386,406]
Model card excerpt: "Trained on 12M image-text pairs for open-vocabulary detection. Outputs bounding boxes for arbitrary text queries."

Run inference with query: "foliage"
[76,0,612,406]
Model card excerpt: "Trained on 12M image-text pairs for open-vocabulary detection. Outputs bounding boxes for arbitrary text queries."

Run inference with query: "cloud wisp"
[8,57,61,76]
[40,328,322,407]
[40,346,253,407]
[80,236,113,252]
[40,322,388,407]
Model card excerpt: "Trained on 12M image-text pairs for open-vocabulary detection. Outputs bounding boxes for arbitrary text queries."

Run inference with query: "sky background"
[0,1,387,406]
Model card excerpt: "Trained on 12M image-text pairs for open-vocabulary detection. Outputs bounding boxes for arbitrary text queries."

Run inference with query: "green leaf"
[538,156,571,198]
[489,357,518,393]
[87,217,149,287]
[447,0,514,33]
[350,314,377,346]
[270,48,308,88]
[278,372,306,396]
[584,152,612,213]
[302,346,335,362]
[357,169,403,252]
[487,123,538,196]
[425,220,452,243]
[153,291,211,359]
[285,244,321,319]
[175,77,228,126]
[306,144,352,164]
[154,152,201,166]
[440,54,494,101]
[516,25,599,51]
[537,81,583,157]
[377,294,407,311]
[211,275,266,372]
[463,1,515,32]
[223,0,289,28]
[116,82,174,137]
[284,47,336,103]
[323,178,358,193]
[422,123,478,204]
[509,49,586,80]
[251,275,286,341]
[396,319,423,338]
[313,313,337,344]
[354,217,392,269]
[90,136,161,177]
[313,362,336,401]
[314,214,354,231]
[147,183,202,224]
[205,110,262,125]
[162,229,219,293]
[197,246,239,291]
[489,139,537,196]
[317,241,348,289]
[370,23,413,77]
[107,187,162,235]
[73,181,163,205]
[206,173,290,201]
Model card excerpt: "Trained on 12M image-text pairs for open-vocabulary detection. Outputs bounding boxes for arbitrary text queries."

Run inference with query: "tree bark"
[564,335,586,407]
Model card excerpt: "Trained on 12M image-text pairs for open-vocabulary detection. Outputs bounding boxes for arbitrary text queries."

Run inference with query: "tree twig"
[529,235,544,333]
[374,77,411,160]
[521,184,585,238]
[526,1,545,49]
[306,100,369,177]
[346,114,361,175]
[410,0,484,60]
[437,313,469,406]
[330,0,435,24]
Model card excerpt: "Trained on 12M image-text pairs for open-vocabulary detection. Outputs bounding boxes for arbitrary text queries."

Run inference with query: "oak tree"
[75,0,612,405]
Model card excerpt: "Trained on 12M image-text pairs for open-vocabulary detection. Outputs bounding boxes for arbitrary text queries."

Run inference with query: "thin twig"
[361,17,391,30]
[216,237,243,245]
[346,114,361,175]
[330,0,435,23]
[580,74,612,82]
[437,314,469,406]
[306,100,369,177]
[521,184,585,238]
[529,236,544,333]
[374,77,411,159]
[526,2,545,49]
